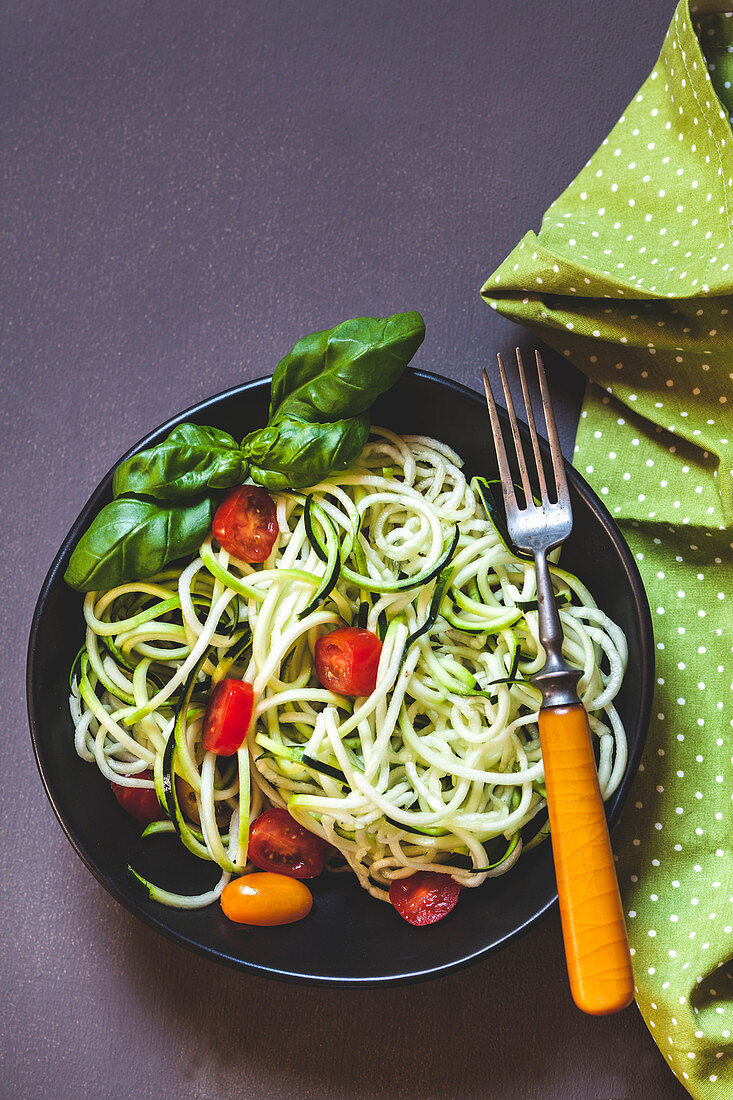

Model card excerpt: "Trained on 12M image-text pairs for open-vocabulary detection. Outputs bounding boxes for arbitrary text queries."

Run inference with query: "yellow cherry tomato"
[221,872,313,926]
[175,777,229,827]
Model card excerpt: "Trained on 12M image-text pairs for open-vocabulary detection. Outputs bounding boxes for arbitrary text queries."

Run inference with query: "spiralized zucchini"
[69,428,628,907]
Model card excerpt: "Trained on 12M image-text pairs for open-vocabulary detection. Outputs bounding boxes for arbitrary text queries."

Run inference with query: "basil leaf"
[64,495,215,592]
[268,327,332,419]
[112,423,246,501]
[242,413,370,490]
[244,311,425,489]
[268,311,425,424]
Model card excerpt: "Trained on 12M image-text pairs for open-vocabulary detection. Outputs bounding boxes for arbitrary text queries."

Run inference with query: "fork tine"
[514,347,549,503]
[496,352,533,510]
[535,350,570,508]
[481,369,518,514]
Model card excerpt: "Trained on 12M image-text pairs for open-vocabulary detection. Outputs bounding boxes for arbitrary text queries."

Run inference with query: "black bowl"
[27,370,654,986]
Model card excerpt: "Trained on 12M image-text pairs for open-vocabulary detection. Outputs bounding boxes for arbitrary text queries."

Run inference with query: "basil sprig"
[64,310,425,592]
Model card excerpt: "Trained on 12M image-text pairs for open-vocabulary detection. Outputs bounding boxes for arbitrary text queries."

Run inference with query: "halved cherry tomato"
[248,807,329,879]
[221,872,313,926]
[314,627,382,696]
[389,871,461,926]
[111,769,162,825]
[202,678,254,756]
[213,484,278,562]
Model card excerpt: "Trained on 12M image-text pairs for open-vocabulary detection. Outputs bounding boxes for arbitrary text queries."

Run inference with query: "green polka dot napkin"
[481,2,732,1096]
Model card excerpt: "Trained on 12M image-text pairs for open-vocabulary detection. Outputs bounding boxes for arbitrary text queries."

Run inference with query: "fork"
[482,348,634,1016]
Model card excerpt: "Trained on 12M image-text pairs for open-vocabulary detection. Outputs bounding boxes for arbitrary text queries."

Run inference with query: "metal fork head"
[482,348,581,708]
[482,349,573,556]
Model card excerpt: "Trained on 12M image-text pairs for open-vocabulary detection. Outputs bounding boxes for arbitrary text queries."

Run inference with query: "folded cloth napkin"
[481,2,732,1096]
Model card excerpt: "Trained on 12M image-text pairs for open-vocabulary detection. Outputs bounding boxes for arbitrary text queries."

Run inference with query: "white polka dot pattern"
[481,3,732,1097]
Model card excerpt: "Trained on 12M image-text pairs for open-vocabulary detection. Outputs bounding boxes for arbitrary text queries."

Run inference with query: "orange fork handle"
[538,703,634,1015]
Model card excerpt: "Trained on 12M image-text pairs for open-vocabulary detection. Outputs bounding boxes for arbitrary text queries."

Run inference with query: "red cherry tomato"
[111,769,162,825]
[314,627,382,696]
[202,678,254,756]
[389,871,461,926]
[213,485,278,563]
[248,807,329,879]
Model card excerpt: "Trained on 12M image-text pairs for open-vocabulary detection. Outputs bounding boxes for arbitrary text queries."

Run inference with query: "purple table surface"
[2,2,689,1098]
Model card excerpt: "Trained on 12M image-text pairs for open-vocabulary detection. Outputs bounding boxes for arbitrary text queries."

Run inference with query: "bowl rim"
[26,367,655,985]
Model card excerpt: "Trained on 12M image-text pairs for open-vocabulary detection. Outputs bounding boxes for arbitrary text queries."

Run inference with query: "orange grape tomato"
[220,872,313,926]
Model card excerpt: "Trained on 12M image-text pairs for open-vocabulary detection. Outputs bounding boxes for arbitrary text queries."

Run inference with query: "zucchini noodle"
[69,429,628,908]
